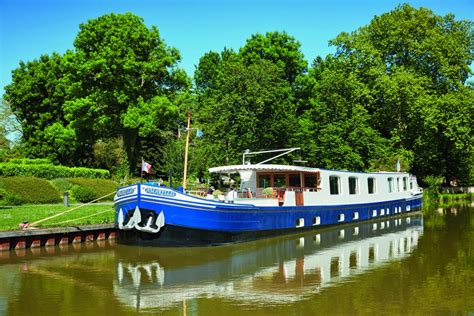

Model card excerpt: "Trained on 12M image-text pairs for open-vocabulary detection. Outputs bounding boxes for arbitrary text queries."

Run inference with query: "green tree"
[3,52,87,164]
[65,13,189,172]
[240,31,307,83]
[327,4,473,183]
[294,56,392,171]
[195,59,297,168]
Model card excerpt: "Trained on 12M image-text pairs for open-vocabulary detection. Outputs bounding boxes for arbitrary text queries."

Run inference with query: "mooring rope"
[52,209,113,225]
[28,191,116,228]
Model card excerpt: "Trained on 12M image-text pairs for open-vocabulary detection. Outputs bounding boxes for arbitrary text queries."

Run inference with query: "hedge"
[0,177,61,205]
[66,178,118,201]
[0,163,110,179]
[8,158,52,165]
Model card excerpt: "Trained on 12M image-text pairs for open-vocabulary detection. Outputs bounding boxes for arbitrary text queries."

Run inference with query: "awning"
[208,164,320,174]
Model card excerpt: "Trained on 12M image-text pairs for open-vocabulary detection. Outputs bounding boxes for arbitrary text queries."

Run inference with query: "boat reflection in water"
[114,215,422,311]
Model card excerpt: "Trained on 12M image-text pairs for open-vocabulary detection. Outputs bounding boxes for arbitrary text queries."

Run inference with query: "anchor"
[118,207,165,233]
[118,207,141,230]
[135,211,165,234]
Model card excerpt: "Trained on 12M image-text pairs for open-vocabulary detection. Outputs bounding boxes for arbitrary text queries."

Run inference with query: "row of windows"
[330,176,410,195]
[258,173,319,188]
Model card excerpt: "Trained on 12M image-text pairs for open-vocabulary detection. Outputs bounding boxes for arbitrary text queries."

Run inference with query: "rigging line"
[51,209,113,225]
[28,191,116,227]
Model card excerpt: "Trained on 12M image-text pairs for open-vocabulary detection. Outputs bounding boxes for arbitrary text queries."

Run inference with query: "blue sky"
[1,0,473,93]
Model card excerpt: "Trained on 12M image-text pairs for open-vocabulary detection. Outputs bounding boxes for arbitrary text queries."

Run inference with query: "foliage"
[66,178,118,201]
[0,163,110,179]
[159,139,185,179]
[0,177,61,204]
[3,13,190,172]
[240,31,307,83]
[67,13,190,172]
[2,6,473,185]
[424,175,445,198]
[326,4,473,183]
[8,158,52,165]
[195,59,296,168]
[3,191,23,206]
[70,185,97,203]
[262,187,274,196]
[50,178,74,192]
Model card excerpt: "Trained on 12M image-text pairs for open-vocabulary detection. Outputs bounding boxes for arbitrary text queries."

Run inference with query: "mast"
[182,112,191,190]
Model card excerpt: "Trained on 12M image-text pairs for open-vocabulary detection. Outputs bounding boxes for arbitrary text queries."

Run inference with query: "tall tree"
[195,59,296,169]
[326,4,473,183]
[3,52,87,164]
[240,31,307,84]
[65,13,189,172]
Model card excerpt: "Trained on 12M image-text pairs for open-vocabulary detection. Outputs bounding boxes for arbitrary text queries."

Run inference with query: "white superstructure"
[209,164,422,207]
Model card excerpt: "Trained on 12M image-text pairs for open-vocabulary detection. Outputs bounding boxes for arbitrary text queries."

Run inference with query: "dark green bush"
[0,177,61,204]
[0,163,110,179]
[71,185,97,203]
[67,178,118,201]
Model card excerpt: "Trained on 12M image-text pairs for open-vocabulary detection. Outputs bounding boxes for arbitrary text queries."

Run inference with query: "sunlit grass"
[0,203,115,231]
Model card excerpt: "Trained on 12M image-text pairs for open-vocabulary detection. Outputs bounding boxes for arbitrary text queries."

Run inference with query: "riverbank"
[422,192,472,208]
[0,203,114,231]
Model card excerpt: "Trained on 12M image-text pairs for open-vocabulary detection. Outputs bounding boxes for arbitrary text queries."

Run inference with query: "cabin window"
[396,177,400,192]
[410,181,413,190]
[304,174,318,188]
[353,212,359,220]
[368,177,376,194]
[388,177,394,193]
[349,177,358,195]
[258,175,271,188]
[403,177,408,191]
[274,174,286,188]
[289,174,301,187]
[329,176,341,195]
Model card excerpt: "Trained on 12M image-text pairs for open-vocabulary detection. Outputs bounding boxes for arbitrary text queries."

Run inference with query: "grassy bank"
[423,192,472,206]
[0,203,114,231]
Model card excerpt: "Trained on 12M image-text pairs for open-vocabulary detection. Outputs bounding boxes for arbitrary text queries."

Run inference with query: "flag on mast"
[396,159,401,172]
[141,160,152,174]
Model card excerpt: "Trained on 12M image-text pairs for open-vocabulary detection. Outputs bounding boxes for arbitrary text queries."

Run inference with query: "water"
[0,205,473,315]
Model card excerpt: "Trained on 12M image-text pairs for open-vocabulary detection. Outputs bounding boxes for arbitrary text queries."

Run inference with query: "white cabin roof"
[208,164,320,174]
[208,164,409,176]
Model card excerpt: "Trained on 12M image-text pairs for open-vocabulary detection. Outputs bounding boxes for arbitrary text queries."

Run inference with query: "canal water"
[0,205,472,315]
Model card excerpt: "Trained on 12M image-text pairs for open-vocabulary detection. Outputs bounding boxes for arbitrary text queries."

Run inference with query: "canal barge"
[114,156,423,246]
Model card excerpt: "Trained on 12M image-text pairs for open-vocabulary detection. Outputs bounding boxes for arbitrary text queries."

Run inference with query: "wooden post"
[183,112,191,190]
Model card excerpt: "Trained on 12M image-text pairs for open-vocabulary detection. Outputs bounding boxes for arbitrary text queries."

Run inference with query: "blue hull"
[114,184,423,246]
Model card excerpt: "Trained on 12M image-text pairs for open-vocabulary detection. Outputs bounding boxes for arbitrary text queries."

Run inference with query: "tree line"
[2,4,473,185]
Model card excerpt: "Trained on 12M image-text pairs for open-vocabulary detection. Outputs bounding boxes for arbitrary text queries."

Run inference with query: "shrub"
[4,192,22,206]
[424,175,444,199]
[50,178,73,192]
[0,163,110,179]
[0,177,61,204]
[67,178,118,201]
[71,185,97,203]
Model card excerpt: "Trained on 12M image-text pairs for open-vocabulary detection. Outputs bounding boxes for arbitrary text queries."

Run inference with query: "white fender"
[118,208,125,230]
